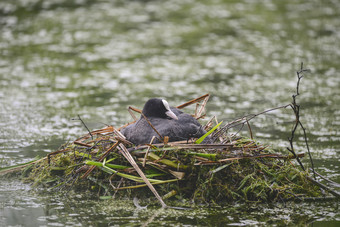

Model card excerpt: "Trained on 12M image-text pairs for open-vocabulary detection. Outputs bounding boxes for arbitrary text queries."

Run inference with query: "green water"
[0,0,339,225]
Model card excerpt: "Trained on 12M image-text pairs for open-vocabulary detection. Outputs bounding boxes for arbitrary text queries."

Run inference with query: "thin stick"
[171,144,234,149]
[119,143,167,208]
[176,94,210,109]
[74,141,92,147]
[72,115,93,140]
[246,119,254,140]
[212,104,291,142]
[204,115,216,130]
[194,103,199,118]
[114,136,133,146]
[89,125,114,134]
[306,176,340,198]
[128,106,140,121]
[0,157,47,176]
[112,126,126,140]
[224,104,290,130]
[73,126,114,144]
[81,141,120,179]
[143,136,156,167]
[118,121,137,131]
[197,153,305,165]
[286,62,311,172]
[141,112,163,142]
[299,121,315,179]
[313,170,340,188]
[196,94,210,119]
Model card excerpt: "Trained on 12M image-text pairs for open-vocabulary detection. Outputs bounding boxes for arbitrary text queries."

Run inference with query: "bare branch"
[72,115,93,140]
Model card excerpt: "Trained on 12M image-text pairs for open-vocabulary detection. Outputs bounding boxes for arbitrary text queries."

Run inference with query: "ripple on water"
[0,0,339,226]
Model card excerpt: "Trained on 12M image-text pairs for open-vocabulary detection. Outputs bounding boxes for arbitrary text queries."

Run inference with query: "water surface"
[1,0,339,225]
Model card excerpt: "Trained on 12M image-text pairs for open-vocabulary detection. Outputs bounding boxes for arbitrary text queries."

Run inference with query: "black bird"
[121,98,207,145]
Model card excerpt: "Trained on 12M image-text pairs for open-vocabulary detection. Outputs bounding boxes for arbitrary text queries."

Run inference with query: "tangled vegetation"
[17,125,321,205]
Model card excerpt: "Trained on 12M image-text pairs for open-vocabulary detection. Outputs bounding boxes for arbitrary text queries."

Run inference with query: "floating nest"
[1,94,329,206]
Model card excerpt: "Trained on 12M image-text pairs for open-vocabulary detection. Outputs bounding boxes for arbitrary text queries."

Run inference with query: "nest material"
[23,128,320,204]
[20,94,322,204]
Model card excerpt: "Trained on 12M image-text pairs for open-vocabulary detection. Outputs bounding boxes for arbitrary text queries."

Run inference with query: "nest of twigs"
[10,93,325,206]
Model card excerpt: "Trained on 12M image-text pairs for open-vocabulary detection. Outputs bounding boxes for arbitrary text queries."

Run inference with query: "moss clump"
[187,158,320,204]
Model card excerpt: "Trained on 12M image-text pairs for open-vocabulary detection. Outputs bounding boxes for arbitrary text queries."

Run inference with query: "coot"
[121,98,207,145]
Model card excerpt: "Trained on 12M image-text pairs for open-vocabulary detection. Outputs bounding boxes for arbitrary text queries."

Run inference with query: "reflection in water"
[0,0,339,225]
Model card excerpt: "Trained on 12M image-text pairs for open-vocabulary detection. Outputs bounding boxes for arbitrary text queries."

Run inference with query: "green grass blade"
[147,152,187,170]
[115,179,178,190]
[0,157,44,175]
[74,151,92,159]
[85,160,129,170]
[211,163,232,174]
[85,160,165,183]
[195,121,223,144]
[181,151,217,160]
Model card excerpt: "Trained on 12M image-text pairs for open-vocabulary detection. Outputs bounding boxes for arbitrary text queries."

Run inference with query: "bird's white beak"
[162,99,178,120]
[166,110,178,120]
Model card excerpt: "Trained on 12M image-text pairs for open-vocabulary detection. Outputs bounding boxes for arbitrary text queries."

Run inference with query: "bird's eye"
[162,99,170,111]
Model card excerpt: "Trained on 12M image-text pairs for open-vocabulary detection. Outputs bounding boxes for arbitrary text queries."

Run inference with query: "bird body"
[121,98,207,145]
